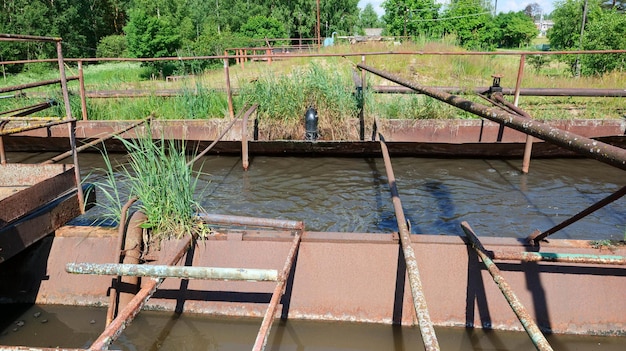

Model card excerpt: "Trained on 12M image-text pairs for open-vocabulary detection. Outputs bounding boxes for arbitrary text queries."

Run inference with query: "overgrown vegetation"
[88,131,211,244]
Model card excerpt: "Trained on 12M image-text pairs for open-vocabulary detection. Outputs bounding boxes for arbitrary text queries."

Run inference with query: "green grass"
[2,40,625,125]
[88,131,211,244]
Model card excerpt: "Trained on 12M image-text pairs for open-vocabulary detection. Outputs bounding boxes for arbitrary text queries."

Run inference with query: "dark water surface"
[7,152,625,240]
[1,305,625,351]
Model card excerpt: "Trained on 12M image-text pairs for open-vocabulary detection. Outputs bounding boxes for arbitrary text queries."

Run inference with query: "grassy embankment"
[1,41,624,138]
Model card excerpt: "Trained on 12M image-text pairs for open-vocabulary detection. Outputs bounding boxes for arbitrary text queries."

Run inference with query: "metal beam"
[358,63,626,171]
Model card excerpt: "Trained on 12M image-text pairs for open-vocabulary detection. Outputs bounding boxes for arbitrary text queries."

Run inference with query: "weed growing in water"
[88,130,210,244]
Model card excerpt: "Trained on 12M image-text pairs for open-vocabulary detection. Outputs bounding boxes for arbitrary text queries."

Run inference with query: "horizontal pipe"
[197,213,304,231]
[0,33,61,42]
[41,117,150,164]
[2,49,626,66]
[373,85,626,98]
[461,222,554,351]
[358,63,626,171]
[0,118,74,136]
[490,251,626,265]
[66,263,278,281]
[0,76,78,94]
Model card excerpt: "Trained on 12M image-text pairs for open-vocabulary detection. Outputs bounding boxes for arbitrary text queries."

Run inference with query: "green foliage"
[527,54,552,72]
[116,133,208,240]
[96,35,128,58]
[359,3,381,28]
[240,15,288,40]
[494,11,538,48]
[442,0,496,50]
[580,10,626,75]
[383,0,443,38]
[548,0,603,51]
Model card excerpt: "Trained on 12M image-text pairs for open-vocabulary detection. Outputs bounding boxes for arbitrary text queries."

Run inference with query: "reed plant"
[88,131,210,244]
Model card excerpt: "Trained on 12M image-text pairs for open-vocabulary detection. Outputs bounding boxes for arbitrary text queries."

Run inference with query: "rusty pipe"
[528,185,626,244]
[358,63,626,171]
[41,117,151,164]
[488,250,626,265]
[0,33,61,42]
[0,77,78,94]
[379,135,440,351]
[106,197,138,326]
[372,85,626,97]
[197,213,304,231]
[188,104,258,166]
[91,236,192,350]
[252,232,302,351]
[461,222,554,351]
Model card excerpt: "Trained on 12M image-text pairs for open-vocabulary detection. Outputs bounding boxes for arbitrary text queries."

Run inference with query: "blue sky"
[358,1,556,17]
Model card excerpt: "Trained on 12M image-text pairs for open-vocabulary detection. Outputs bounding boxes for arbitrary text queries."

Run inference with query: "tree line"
[1,0,624,76]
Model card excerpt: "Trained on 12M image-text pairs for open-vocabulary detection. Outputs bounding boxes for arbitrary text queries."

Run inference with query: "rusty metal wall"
[6,227,625,336]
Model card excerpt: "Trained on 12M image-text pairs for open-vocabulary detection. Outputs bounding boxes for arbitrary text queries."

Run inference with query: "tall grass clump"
[89,131,210,245]
[240,61,358,139]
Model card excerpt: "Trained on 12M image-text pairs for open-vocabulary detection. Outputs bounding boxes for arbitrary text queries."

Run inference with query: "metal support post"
[252,232,302,351]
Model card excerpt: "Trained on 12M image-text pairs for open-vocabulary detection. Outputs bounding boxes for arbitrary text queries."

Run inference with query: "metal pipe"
[0,33,62,42]
[489,251,626,265]
[90,236,192,350]
[371,85,626,97]
[67,263,279,281]
[41,117,150,164]
[461,222,554,351]
[197,213,304,231]
[78,61,88,120]
[358,63,626,171]
[379,135,440,351]
[187,104,257,165]
[0,76,78,94]
[0,101,56,116]
[0,135,5,165]
[528,185,626,244]
[223,55,235,119]
[252,231,302,351]
[242,104,250,171]
[0,118,72,136]
[106,197,138,326]
[2,49,626,66]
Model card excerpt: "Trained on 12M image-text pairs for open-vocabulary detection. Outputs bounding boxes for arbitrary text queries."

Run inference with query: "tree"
[580,9,626,75]
[494,11,538,48]
[442,0,496,50]
[240,15,288,40]
[359,3,381,28]
[382,0,443,38]
[548,0,603,50]
[524,2,543,20]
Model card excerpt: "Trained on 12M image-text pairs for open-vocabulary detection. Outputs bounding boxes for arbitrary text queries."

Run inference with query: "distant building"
[364,28,383,37]
[535,20,554,37]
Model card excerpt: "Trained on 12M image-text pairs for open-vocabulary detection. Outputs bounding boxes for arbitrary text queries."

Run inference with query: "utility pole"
[576,0,589,77]
[317,0,321,48]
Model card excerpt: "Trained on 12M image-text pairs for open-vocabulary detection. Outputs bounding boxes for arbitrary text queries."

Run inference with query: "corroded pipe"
[528,185,626,244]
[197,213,304,231]
[90,237,192,350]
[461,222,554,351]
[252,231,302,351]
[489,251,626,265]
[66,263,279,281]
[0,33,61,42]
[372,85,626,97]
[41,117,150,164]
[0,76,78,94]
[379,135,440,351]
[358,63,626,171]
[0,118,72,136]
